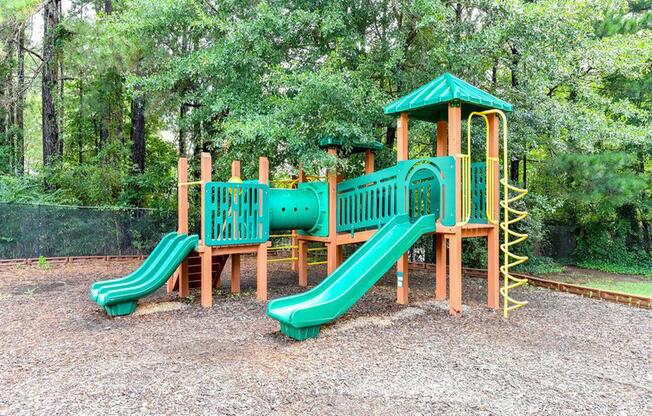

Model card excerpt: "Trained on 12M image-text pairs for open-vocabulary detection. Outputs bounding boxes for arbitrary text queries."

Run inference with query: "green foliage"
[518,256,565,275]
[37,256,49,270]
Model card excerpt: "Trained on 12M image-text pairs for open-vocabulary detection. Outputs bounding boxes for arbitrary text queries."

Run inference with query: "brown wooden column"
[230,160,241,293]
[257,157,269,300]
[435,235,447,299]
[434,119,448,299]
[396,112,410,305]
[487,113,500,309]
[169,157,190,296]
[364,149,375,174]
[436,120,448,157]
[448,103,463,316]
[200,152,213,308]
[326,148,339,274]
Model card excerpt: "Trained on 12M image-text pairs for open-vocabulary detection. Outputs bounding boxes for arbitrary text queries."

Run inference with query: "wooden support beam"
[396,252,409,305]
[257,156,269,301]
[448,232,462,316]
[397,113,409,160]
[230,160,241,293]
[170,157,190,295]
[335,229,377,245]
[364,150,375,174]
[448,103,463,316]
[436,120,448,156]
[292,163,305,272]
[298,239,308,287]
[487,113,500,309]
[200,152,213,308]
[396,112,409,304]
[435,234,447,300]
[327,148,338,274]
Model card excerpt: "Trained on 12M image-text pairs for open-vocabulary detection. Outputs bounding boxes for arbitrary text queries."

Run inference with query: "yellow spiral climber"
[469,109,529,318]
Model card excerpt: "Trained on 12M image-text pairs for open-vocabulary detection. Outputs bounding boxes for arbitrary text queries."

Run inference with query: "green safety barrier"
[336,156,456,234]
[470,162,488,224]
[204,182,270,246]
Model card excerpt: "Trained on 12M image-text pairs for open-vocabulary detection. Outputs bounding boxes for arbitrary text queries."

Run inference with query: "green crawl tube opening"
[268,188,320,231]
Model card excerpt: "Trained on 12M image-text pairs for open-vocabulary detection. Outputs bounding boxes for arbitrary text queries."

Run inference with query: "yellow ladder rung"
[267,257,299,263]
[178,180,203,186]
[307,247,326,252]
[308,260,327,266]
[267,245,298,251]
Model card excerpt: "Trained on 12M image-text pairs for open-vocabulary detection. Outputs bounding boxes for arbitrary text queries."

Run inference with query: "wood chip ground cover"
[0,259,650,415]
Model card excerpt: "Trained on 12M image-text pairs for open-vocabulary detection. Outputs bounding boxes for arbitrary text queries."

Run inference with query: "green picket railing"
[336,166,399,233]
[203,182,270,246]
[336,157,457,234]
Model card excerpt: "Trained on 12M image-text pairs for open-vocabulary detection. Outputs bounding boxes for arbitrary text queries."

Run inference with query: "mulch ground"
[0,257,650,415]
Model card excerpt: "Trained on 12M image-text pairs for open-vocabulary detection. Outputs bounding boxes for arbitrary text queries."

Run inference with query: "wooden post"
[298,239,308,287]
[230,160,241,293]
[435,235,447,300]
[448,103,463,316]
[292,164,306,272]
[364,150,375,174]
[200,152,213,308]
[396,113,410,304]
[169,157,189,295]
[326,148,338,274]
[434,120,448,299]
[487,114,500,309]
[436,120,448,157]
[257,156,269,300]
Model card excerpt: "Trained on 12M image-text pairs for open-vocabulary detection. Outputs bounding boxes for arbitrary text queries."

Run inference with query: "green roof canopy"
[383,73,512,123]
[319,136,384,154]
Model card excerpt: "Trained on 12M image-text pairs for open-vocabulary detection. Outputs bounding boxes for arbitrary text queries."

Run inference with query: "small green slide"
[266,214,436,340]
[90,232,198,316]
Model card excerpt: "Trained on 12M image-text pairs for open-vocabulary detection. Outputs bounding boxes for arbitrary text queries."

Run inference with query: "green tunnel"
[268,183,328,236]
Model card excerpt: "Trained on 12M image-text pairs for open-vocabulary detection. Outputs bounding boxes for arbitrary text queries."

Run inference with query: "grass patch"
[578,280,652,297]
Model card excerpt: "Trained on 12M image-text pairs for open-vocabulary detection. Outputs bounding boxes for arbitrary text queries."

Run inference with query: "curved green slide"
[90,232,198,316]
[266,214,437,340]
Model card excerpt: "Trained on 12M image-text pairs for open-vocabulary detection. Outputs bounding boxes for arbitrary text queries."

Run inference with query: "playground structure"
[90,73,529,340]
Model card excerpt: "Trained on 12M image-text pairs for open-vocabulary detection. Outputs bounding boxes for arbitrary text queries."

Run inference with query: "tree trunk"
[16,25,25,174]
[386,125,396,148]
[42,0,62,169]
[77,77,84,164]
[104,0,113,14]
[6,34,15,173]
[510,159,519,183]
[130,94,146,173]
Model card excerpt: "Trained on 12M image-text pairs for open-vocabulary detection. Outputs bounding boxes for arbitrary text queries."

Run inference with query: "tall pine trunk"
[42,0,61,170]
[130,93,146,173]
[16,25,25,174]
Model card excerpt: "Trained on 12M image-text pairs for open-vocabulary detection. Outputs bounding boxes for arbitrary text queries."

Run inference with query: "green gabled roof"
[383,73,512,123]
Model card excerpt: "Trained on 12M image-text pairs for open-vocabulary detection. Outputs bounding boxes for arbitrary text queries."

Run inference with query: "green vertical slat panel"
[204,182,270,246]
[470,162,487,224]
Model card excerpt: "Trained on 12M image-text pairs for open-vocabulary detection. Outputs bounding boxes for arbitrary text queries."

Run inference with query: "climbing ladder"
[469,109,529,318]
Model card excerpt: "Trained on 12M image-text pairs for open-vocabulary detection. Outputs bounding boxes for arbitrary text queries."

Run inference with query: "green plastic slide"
[90,232,198,316]
[266,214,436,340]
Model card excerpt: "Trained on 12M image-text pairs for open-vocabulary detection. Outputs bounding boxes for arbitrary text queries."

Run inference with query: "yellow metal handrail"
[479,109,529,317]
[455,113,476,226]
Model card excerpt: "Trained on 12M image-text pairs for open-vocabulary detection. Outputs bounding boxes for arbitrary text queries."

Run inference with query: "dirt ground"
[0,258,650,415]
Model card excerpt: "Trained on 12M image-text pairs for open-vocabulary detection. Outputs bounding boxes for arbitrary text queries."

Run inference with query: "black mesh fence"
[0,203,176,259]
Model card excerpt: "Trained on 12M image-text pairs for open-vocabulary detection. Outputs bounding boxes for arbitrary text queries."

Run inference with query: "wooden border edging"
[0,255,146,267]
[408,261,652,310]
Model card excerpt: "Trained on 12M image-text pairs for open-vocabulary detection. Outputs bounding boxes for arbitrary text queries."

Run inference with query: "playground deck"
[1,258,650,415]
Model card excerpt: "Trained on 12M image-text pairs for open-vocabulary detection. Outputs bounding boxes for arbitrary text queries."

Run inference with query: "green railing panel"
[336,166,399,233]
[336,156,457,233]
[470,162,487,224]
[204,182,270,246]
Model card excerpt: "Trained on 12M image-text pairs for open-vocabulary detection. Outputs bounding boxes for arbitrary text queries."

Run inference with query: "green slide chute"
[90,232,198,316]
[266,214,436,340]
